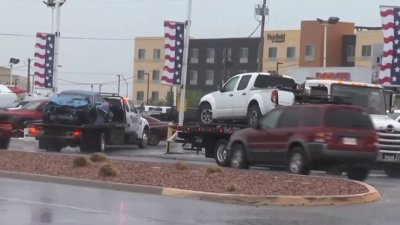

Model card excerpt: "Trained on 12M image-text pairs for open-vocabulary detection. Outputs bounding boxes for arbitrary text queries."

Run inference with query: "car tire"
[347,166,369,181]
[383,164,400,178]
[247,104,262,127]
[214,139,230,167]
[148,130,161,146]
[198,103,213,124]
[0,138,10,149]
[229,143,249,169]
[287,147,310,175]
[138,128,148,148]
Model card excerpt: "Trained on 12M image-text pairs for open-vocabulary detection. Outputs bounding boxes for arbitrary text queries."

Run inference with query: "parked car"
[227,103,378,181]
[0,100,49,137]
[0,84,18,108]
[198,72,297,126]
[0,115,12,149]
[142,114,169,145]
[0,101,30,111]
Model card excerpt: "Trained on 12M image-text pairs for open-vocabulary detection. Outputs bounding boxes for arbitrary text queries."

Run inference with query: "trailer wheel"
[199,102,213,124]
[138,128,148,148]
[214,139,230,167]
[148,130,161,146]
[247,104,262,127]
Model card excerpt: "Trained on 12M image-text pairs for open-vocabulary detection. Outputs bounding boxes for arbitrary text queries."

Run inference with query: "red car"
[142,115,169,145]
[0,100,49,137]
[227,103,378,181]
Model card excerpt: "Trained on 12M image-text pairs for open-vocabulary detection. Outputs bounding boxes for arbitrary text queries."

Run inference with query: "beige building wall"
[0,66,28,90]
[263,30,301,75]
[354,30,383,68]
[133,37,171,105]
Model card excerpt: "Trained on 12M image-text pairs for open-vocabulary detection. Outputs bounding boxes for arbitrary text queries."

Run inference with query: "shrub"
[73,156,93,167]
[99,164,119,177]
[90,153,108,162]
[175,161,189,171]
[206,165,222,175]
[226,183,237,192]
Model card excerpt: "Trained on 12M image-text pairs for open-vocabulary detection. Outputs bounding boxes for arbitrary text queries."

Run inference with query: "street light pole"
[317,17,339,68]
[144,73,150,105]
[276,62,283,74]
[9,57,20,86]
[323,23,328,68]
[255,0,268,72]
[116,74,121,95]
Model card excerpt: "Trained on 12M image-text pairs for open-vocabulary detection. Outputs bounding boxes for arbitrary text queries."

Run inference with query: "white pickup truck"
[198,72,297,126]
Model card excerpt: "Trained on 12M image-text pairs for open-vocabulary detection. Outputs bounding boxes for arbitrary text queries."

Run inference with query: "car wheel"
[214,139,230,167]
[347,166,369,181]
[230,143,249,169]
[383,164,400,178]
[148,130,161,146]
[0,138,10,150]
[247,104,262,127]
[199,103,213,124]
[288,147,310,175]
[138,128,148,148]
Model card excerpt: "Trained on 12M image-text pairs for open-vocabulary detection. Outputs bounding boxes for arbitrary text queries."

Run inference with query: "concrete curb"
[0,170,381,206]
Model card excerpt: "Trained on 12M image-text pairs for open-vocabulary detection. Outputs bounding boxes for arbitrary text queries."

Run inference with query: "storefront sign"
[267,33,286,43]
[315,72,351,81]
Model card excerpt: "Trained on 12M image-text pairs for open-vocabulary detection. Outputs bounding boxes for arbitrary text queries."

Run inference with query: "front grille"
[378,129,400,151]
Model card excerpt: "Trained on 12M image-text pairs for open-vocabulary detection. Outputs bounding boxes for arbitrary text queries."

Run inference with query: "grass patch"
[206,165,222,175]
[99,164,119,177]
[73,156,93,167]
[90,153,108,162]
[226,183,237,192]
[175,161,189,171]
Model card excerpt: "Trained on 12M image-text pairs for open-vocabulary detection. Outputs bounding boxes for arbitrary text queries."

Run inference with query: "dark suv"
[227,103,378,181]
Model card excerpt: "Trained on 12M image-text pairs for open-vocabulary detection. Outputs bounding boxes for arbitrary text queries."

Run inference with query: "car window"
[325,108,374,129]
[237,75,251,91]
[254,75,296,89]
[21,101,42,110]
[277,107,302,128]
[260,109,283,129]
[303,107,322,127]
[388,112,400,120]
[222,76,239,92]
[128,100,138,113]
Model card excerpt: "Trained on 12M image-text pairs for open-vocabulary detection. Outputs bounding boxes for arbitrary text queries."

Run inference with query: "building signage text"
[267,33,286,43]
[315,72,351,81]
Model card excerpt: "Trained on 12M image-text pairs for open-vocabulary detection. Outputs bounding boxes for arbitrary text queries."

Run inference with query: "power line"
[0,32,134,41]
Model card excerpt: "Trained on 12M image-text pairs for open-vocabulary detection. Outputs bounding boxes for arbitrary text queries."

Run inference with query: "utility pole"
[98,84,103,92]
[27,58,32,93]
[256,0,268,72]
[116,74,121,95]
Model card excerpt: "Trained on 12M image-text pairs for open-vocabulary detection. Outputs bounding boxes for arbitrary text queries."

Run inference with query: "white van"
[0,84,18,108]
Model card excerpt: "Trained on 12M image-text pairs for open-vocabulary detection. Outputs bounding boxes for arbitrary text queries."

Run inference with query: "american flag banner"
[33,32,55,89]
[161,21,185,86]
[379,6,400,85]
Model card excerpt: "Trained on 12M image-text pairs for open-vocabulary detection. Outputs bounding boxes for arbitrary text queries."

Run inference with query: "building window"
[138,49,146,60]
[205,70,214,85]
[346,45,355,62]
[153,49,161,61]
[268,47,277,61]
[361,45,372,59]
[189,70,198,85]
[239,48,249,63]
[151,91,159,101]
[137,91,144,101]
[152,70,160,80]
[287,47,296,60]
[305,44,315,61]
[206,48,215,63]
[137,70,145,80]
[190,48,199,63]
[222,48,232,62]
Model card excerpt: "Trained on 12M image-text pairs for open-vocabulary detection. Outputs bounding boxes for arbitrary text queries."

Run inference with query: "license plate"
[342,137,357,145]
[382,154,397,161]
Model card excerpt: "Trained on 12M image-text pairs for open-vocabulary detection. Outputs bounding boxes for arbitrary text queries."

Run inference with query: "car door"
[125,100,140,134]
[246,108,283,164]
[213,76,240,119]
[232,74,252,118]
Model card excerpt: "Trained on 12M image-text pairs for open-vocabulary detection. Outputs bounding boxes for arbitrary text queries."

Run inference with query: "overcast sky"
[0,0,399,96]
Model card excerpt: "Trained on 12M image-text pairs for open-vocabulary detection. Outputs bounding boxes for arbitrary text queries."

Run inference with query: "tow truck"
[28,92,150,152]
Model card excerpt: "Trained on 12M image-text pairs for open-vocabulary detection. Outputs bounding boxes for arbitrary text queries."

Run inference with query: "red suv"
[227,103,378,181]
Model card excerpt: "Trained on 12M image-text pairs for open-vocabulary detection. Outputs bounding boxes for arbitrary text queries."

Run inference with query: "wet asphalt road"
[2,138,400,224]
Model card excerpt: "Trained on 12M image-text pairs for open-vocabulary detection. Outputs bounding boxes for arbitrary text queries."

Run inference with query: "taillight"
[29,127,40,136]
[271,90,278,104]
[72,129,82,137]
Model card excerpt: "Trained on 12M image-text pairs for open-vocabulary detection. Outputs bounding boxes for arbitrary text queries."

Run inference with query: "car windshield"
[21,101,42,110]
[331,84,386,115]
[388,112,400,120]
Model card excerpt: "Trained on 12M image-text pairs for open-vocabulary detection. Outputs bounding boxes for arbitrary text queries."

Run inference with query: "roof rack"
[294,94,354,105]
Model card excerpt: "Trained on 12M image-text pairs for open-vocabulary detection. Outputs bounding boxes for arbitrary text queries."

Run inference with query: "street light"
[9,57,20,86]
[317,17,340,67]
[116,74,121,95]
[144,73,150,105]
[254,0,269,72]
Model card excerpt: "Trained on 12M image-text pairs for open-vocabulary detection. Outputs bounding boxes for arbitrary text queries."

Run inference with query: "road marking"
[0,197,113,214]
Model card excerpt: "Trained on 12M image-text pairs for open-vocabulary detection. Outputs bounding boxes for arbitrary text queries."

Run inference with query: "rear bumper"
[306,143,377,165]
[375,150,400,164]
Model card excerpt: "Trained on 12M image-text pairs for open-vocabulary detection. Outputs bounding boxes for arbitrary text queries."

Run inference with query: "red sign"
[315,72,351,81]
